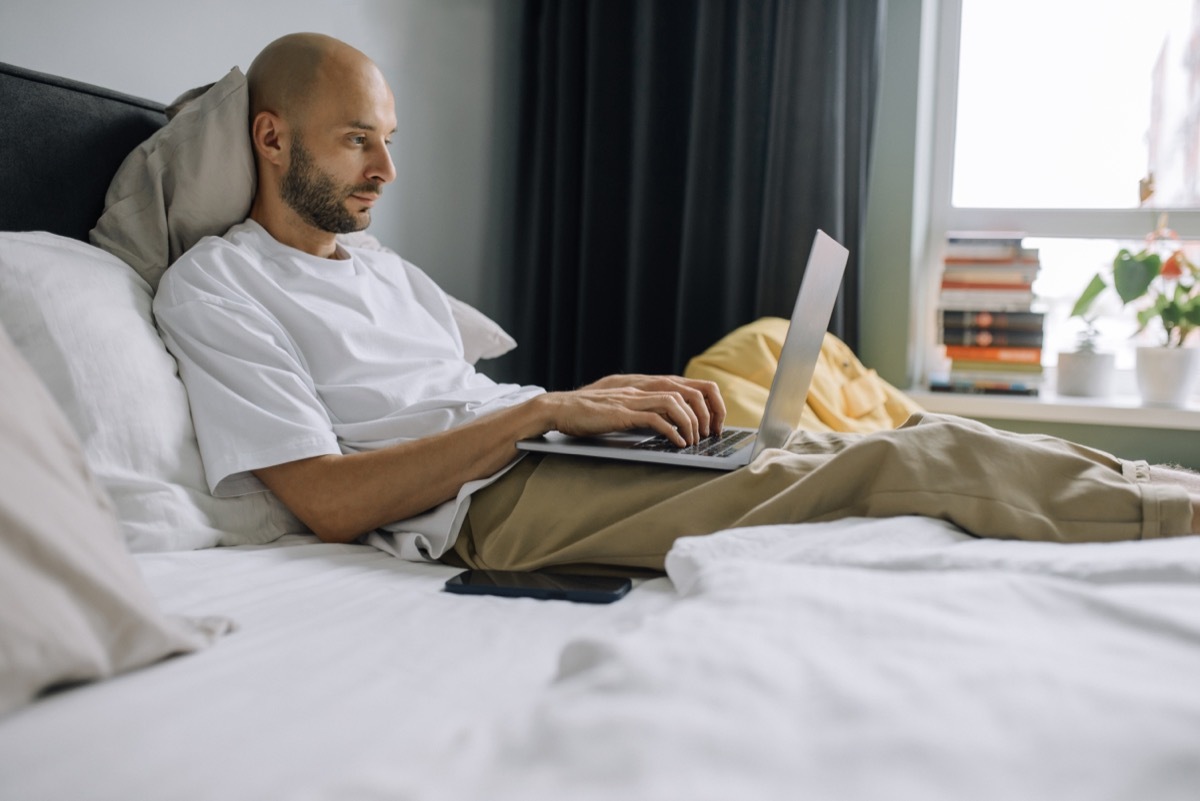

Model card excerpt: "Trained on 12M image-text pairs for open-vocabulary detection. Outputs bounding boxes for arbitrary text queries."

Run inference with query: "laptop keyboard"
[632,429,754,458]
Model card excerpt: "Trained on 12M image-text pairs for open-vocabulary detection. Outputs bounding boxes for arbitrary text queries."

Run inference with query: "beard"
[279,135,380,234]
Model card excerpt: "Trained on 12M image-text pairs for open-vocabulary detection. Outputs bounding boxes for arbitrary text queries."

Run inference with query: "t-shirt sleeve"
[155,282,341,497]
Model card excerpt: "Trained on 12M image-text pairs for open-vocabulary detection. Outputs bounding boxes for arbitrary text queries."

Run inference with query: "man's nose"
[369,145,396,186]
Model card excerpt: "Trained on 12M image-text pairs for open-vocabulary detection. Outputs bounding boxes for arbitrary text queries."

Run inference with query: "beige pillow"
[90,67,255,291]
[0,326,231,718]
[90,70,516,361]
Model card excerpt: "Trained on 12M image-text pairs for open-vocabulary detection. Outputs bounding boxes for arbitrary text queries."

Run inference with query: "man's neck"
[248,200,341,259]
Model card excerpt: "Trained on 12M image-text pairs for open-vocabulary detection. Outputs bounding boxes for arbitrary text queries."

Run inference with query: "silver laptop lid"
[751,229,849,458]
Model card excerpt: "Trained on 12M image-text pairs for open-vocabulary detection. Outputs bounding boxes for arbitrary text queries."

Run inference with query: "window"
[929,0,1200,374]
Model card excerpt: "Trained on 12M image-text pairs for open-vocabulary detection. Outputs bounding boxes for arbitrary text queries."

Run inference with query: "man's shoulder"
[175,219,260,264]
[158,221,263,303]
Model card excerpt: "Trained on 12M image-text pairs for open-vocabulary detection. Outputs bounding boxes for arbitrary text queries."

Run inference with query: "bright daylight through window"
[935,0,1200,394]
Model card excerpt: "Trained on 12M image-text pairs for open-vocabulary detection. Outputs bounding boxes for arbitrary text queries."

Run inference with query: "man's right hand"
[534,375,726,448]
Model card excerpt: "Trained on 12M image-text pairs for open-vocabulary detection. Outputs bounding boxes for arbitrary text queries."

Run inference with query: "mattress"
[3,516,1199,801]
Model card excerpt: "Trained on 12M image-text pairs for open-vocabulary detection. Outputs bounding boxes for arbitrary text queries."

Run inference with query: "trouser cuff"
[1122,460,1194,539]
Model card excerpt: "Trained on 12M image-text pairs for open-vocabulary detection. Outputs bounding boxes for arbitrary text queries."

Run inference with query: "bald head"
[247,33,379,125]
[245,33,397,257]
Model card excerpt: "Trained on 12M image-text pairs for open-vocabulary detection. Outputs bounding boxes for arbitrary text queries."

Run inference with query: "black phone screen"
[444,569,632,604]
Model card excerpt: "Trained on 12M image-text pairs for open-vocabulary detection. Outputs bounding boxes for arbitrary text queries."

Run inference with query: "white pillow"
[0,324,230,718]
[446,295,518,364]
[0,231,305,551]
[90,67,255,292]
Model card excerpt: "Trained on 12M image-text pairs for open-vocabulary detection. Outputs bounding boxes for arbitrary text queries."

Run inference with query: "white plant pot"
[1135,346,1200,406]
[1056,350,1115,397]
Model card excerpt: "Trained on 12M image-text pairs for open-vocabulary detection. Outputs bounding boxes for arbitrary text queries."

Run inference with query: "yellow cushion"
[684,317,923,432]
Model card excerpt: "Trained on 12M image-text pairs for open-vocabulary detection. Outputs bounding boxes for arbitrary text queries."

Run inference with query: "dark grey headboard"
[0,62,166,241]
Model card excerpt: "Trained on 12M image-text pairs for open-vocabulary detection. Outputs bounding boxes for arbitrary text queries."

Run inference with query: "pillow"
[0,324,230,718]
[90,67,255,292]
[446,294,518,364]
[684,317,924,432]
[0,231,305,551]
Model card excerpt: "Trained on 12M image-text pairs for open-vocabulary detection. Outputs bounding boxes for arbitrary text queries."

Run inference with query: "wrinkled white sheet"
[401,518,1200,801]
[3,520,1200,801]
[0,535,676,801]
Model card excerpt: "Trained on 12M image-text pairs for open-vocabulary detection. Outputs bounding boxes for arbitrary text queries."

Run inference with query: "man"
[154,33,1200,573]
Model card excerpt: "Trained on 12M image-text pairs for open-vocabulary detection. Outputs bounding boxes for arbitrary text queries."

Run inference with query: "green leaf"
[1136,305,1159,332]
[1070,274,1108,318]
[1182,297,1200,326]
[1159,303,1183,329]
[1112,249,1160,304]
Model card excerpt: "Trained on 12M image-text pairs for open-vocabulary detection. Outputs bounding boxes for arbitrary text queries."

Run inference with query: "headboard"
[0,62,166,241]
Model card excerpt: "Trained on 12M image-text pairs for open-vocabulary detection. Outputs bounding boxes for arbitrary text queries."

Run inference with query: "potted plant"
[1070,214,1200,405]
[1055,317,1115,397]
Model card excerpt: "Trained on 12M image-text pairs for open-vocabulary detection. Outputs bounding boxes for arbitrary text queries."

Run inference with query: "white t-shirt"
[154,220,543,560]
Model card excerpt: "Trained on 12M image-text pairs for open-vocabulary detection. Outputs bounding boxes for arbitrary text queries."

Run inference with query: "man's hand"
[540,374,727,447]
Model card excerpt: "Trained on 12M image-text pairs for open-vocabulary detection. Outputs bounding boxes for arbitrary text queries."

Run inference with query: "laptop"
[516,229,849,470]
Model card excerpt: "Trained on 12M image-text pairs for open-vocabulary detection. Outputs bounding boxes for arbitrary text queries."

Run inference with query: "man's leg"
[1150,464,1200,534]
[762,414,1197,543]
[451,413,1197,572]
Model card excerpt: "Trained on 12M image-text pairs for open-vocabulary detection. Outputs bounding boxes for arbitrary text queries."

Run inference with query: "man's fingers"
[673,385,711,438]
[698,380,726,434]
[644,391,698,445]
[554,385,715,446]
[648,379,723,438]
[638,411,689,447]
[676,378,725,436]
[579,374,728,436]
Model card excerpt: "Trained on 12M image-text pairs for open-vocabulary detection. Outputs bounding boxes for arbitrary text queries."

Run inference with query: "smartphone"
[444,569,632,604]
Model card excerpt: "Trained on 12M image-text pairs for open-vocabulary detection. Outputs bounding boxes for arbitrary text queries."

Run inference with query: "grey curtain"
[497,0,886,390]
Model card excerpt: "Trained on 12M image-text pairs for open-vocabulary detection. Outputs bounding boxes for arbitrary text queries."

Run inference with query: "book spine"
[948,359,1045,374]
[941,265,1041,283]
[940,280,1035,291]
[939,293,1037,312]
[944,345,1042,364]
[930,382,1040,397]
[941,328,1044,347]
[942,257,1041,267]
[948,369,1044,383]
[939,310,1045,330]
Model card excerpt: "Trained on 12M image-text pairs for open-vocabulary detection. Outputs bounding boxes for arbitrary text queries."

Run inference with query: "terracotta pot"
[1135,346,1200,406]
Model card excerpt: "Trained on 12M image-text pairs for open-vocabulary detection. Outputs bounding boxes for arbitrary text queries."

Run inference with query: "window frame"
[892,0,1200,432]
[929,0,1200,242]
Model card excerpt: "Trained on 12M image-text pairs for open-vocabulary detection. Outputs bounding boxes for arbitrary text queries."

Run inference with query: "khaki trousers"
[448,413,1194,573]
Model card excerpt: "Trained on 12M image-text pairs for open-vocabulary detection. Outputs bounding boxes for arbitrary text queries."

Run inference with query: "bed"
[2,61,1200,801]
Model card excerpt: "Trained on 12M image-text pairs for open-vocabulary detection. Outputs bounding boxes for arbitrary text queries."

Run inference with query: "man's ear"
[251,111,287,167]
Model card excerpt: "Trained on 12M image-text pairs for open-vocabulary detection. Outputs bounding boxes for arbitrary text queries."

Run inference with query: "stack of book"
[931,233,1045,396]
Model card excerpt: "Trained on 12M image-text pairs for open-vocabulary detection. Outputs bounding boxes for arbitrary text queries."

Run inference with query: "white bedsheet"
[404,518,1200,801]
[0,535,675,801]
[2,520,1199,801]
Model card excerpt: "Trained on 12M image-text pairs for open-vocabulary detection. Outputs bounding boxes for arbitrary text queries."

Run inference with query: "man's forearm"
[254,396,553,543]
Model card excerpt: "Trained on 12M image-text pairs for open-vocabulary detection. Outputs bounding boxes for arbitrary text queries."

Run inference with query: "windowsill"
[908,387,1200,431]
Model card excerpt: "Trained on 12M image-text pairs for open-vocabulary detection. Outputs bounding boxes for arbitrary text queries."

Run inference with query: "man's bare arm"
[254,377,725,543]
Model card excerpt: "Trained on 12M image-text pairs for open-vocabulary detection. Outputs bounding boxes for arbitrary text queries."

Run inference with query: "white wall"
[0,0,518,308]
